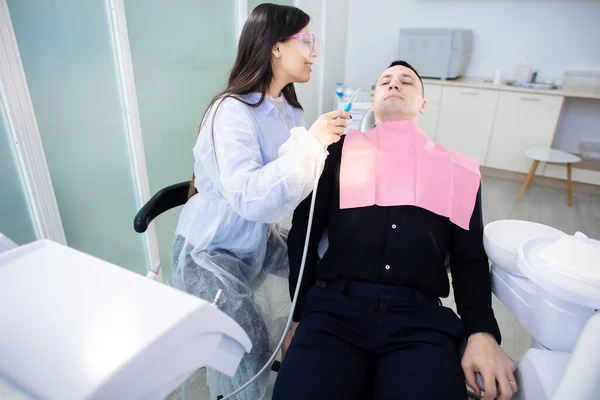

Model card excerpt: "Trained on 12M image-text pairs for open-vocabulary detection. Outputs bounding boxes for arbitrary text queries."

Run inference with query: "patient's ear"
[420,99,427,114]
[370,98,374,110]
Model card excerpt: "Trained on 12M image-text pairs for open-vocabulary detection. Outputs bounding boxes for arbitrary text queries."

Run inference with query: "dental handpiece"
[343,88,362,112]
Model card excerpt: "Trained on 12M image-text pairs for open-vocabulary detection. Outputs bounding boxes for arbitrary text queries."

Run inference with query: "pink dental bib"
[339,120,481,230]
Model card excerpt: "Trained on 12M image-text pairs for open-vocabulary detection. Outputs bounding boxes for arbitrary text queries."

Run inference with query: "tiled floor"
[167,177,600,399]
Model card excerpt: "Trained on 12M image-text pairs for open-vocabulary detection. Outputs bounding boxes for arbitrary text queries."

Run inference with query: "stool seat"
[518,147,580,207]
[526,147,582,164]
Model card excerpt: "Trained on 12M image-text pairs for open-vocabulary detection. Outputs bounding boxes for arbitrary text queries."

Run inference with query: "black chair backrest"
[133,181,190,233]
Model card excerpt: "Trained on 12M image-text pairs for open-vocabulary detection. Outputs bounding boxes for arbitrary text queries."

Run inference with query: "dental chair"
[0,236,252,400]
[358,110,600,399]
[133,180,281,371]
[134,181,190,234]
[133,181,282,400]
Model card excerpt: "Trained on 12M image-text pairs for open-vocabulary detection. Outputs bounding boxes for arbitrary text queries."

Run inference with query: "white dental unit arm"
[483,220,600,400]
[0,239,252,400]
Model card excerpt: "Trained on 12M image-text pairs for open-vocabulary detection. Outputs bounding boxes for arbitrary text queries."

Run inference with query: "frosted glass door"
[0,96,37,245]
[7,0,148,274]
[124,0,238,280]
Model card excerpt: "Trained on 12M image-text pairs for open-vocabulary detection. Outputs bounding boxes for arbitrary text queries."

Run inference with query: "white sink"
[505,80,559,90]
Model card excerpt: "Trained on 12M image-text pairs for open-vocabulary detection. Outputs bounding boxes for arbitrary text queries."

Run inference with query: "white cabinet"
[329,78,598,184]
[486,92,564,173]
[435,87,499,165]
[419,104,440,140]
[419,83,441,140]
[544,165,600,185]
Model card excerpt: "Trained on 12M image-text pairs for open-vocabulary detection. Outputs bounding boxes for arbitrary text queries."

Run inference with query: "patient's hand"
[281,322,299,359]
[461,333,517,400]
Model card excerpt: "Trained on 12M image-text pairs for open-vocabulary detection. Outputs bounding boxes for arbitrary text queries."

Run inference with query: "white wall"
[295,0,323,126]
[295,0,349,125]
[344,0,600,89]
[343,0,600,153]
[321,0,350,118]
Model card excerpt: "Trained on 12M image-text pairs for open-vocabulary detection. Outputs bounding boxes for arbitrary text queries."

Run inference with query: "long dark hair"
[188,3,310,198]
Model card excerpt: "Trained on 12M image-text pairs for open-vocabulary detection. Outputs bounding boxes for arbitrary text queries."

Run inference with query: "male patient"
[272,61,516,400]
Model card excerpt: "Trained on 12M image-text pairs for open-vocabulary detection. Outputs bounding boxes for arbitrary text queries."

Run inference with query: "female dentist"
[170,3,350,400]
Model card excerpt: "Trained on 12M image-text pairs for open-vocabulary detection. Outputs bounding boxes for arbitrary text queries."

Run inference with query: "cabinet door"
[419,83,442,140]
[435,87,499,165]
[544,165,600,185]
[423,82,442,104]
[418,104,440,140]
[486,92,563,173]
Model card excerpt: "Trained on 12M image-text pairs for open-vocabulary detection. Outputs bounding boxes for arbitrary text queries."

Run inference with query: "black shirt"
[287,136,501,343]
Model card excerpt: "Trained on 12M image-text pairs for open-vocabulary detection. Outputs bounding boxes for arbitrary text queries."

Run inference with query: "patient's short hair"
[387,60,424,96]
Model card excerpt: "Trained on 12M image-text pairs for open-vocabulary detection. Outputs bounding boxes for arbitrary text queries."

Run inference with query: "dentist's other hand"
[309,110,351,148]
[281,322,299,359]
[462,332,517,400]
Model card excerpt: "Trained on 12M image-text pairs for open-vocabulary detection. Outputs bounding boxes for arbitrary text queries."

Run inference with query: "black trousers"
[272,280,468,400]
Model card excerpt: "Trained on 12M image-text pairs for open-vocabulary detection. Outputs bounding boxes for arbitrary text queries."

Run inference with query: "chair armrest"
[134,181,191,233]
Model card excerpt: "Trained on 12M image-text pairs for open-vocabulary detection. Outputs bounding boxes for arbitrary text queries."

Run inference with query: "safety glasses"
[288,32,322,59]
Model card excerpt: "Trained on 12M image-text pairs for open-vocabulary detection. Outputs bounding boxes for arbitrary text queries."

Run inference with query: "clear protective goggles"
[288,32,322,59]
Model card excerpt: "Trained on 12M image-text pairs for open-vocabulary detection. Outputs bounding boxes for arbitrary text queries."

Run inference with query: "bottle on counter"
[336,82,344,99]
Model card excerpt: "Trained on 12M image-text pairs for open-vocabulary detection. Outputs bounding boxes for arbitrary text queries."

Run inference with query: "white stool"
[517,147,581,206]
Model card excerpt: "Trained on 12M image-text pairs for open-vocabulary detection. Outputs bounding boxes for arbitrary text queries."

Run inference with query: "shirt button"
[391,224,397,229]
[385,265,391,270]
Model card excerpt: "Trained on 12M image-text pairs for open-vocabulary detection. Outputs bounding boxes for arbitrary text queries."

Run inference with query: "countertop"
[422,76,600,100]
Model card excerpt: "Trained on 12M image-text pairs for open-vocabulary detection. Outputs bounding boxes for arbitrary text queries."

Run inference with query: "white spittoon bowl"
[483,220,565,277]
[517,236,600,310]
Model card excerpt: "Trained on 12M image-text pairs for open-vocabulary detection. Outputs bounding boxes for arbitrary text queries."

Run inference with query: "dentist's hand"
[309,110,351,148]
[281,322,299,359]
[462,333,517,400]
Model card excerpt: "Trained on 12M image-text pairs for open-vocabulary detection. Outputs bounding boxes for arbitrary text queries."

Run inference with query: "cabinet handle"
[520,97,541,102]
[461,92,480,96]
